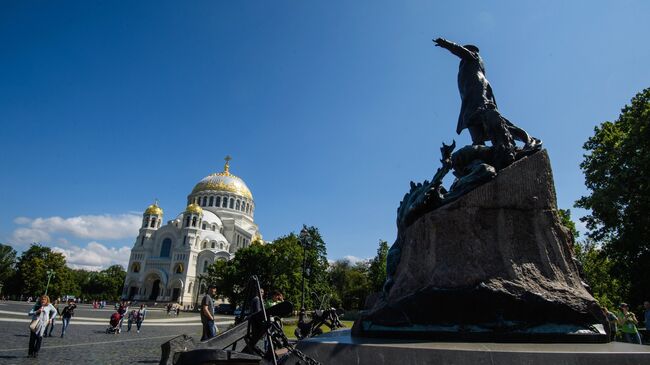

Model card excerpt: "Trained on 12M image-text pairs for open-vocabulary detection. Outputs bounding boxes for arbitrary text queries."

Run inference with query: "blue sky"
[1,1,648,269]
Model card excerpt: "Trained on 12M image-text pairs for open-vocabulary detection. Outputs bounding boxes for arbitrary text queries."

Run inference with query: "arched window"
[203,260,209,273]
[188,282,193,293]
[235,200,240,210]
[185,216,190,227]
[209,196,214,206]
[219,242,224,249]
[202,222,207,230]
[202,241,207,249]
[132,262,140,273]
[175,263,184,274]
[222,197,227,208]
[215,196,221,207]
[150,217,157,228]
[229,198,234,209]
[192,216,197,227]
[211,242,215,249]
[160,238,172,257]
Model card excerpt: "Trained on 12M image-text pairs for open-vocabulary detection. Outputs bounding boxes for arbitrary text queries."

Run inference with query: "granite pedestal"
[290,330,650,365]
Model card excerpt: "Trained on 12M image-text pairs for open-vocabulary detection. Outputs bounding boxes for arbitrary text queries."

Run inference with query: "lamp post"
[45,269,56,296]
[298,226,312,322]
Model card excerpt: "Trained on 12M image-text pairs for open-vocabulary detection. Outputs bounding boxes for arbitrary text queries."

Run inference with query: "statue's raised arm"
[433,38,478,61]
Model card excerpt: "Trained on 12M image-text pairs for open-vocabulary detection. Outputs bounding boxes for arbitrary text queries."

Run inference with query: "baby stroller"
[106,312,122,334]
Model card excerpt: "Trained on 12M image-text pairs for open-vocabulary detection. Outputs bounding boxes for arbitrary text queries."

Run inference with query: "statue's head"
[464,44,480,53]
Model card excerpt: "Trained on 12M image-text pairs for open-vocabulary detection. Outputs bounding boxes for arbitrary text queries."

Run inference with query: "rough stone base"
[355,150,607,341]
[290,330,650,365]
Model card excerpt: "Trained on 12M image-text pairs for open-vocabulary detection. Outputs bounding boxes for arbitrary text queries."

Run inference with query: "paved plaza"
[0,301,234,364]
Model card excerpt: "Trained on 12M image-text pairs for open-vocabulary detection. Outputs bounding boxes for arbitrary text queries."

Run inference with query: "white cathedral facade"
[122,157,262,305]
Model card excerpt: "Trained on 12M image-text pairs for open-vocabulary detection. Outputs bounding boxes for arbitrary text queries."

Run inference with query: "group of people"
[113,300,148,333]
[603,301,650,344]
[92,299,106,309]
[27,295,77,358]
[166,302,181,316]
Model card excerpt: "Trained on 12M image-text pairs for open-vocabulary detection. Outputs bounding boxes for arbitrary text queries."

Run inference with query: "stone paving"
[0,301,234,365]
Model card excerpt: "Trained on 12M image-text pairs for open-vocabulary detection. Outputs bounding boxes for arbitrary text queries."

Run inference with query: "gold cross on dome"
[224,155,232,174]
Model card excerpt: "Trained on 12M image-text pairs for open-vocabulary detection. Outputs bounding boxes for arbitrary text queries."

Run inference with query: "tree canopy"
[575,87,650,304]
[206,226,330,309]
[13,244,77,299]
[0,243,17,290]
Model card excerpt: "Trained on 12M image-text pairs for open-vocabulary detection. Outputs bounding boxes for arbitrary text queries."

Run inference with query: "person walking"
[618,303,641,344]
[126,309,136,332]
[200,285,218,341]
[60,299,77,338]
[117,301,128,332]
[135,304,147,333]
[27,295,56,358]
[45,299,60,337]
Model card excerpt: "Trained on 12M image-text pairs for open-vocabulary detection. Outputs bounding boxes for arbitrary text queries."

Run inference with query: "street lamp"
[45,269,56,296]
[298,226,312,322]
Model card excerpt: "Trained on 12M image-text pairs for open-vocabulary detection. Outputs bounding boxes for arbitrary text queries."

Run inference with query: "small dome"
[144,203,163,216]
[185,203,203,215]
[191,156,253,199]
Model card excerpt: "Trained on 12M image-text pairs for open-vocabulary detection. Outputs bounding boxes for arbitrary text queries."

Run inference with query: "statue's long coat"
[455,49,497,134]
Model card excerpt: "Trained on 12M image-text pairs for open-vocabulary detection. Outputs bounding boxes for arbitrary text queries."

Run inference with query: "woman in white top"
[27,295,56,358]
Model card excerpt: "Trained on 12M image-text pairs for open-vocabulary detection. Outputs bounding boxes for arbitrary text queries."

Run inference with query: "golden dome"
[144,203,163,216]
[185,203,203,215]
[191,156,253,199]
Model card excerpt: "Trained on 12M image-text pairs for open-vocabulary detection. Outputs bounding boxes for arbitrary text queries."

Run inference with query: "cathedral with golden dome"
[122,156,262,305]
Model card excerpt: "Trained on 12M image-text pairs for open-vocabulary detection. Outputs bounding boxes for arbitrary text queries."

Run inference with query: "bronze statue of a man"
[434,38,540,150]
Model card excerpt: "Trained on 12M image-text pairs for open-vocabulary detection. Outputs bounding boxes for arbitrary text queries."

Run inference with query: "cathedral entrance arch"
[149,279,161,301]
[170,279,184,304]
[143,269,168,302]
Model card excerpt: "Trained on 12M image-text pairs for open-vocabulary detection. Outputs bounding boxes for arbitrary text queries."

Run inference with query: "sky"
[1,1,649,270]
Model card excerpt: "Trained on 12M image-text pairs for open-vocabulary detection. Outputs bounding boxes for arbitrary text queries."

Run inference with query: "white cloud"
[13,216,32,225]
[11,213,141,245]
[11,227,51,244]
[342,255,370,265]
[52,241,131,271]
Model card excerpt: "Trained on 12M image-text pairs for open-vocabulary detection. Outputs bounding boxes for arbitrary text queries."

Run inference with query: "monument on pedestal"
[287,38,650,365]
[352,38,608,342]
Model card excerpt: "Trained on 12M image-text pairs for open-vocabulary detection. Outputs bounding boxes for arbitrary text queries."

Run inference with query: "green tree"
[561,209,622,308]
[573,239,624,309]
[575,87,650,304]
[367,240,389,292]
[82,265,126,301]
[328,259,371,310]
[205,226,330,310]
[0,243,17,293]
[14,244,75,299]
